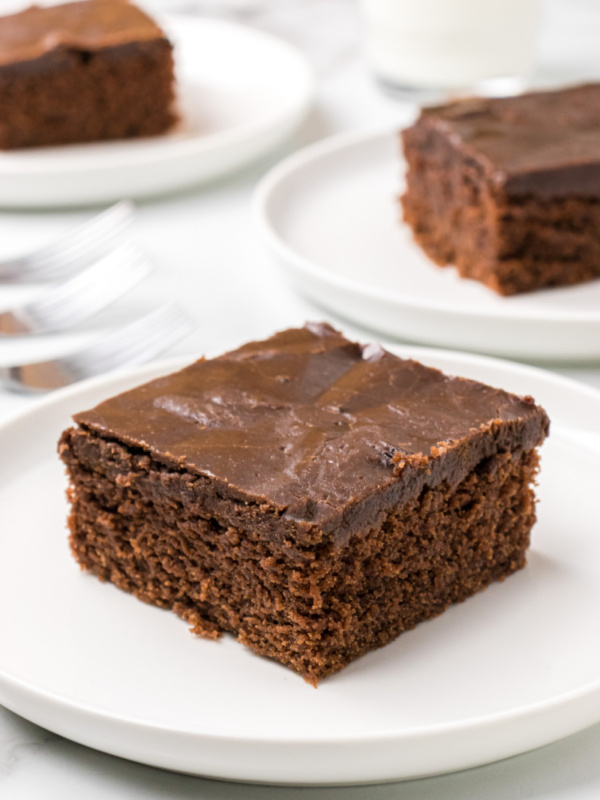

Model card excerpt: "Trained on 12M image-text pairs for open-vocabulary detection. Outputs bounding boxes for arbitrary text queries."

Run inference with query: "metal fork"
[0,200,134,283]
[0,244,151,335]
[0,303,195,392]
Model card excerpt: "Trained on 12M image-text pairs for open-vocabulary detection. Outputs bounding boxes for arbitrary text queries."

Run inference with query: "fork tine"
[0,200,134,283]
[70,303,195,373]
[0,304,195,393]
[5,243,152,335]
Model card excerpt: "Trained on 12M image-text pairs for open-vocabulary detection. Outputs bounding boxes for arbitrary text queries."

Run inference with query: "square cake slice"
[59,324,549,684]
[0,0,176,149]
[401,83,600,295]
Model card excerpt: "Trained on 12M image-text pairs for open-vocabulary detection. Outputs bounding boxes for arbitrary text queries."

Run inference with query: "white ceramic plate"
[0,16,313,208]
[254,129,600,362]
[1,347,600,785]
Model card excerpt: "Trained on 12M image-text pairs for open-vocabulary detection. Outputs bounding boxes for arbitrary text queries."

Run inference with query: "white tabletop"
[2,0,600,796]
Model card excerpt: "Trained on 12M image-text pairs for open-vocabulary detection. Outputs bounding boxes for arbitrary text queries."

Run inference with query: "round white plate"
[254,129,600,362]
[1,347,600,785]
[0,16,313,208]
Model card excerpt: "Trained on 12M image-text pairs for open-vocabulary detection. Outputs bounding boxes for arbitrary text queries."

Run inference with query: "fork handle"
[0,258,28,282]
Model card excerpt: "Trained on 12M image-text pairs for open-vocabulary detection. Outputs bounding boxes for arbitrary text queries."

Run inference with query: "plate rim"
[1,346,600,747]
[253,125,600,325]
[1,636,600,744]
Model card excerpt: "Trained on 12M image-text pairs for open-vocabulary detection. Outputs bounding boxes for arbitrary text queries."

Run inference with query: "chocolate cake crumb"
[59,324,549,684]
[0,0,176,149]
[401,83,600,295]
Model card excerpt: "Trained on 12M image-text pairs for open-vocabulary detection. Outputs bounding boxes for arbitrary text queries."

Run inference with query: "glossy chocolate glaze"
[72,325,549,529]
[0,0,166,67]
[421,84,600,197]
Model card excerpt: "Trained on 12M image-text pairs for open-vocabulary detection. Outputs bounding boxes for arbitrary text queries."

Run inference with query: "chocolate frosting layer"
[422,84,600,198]
[73,324,549,528]
[0,0,166,67]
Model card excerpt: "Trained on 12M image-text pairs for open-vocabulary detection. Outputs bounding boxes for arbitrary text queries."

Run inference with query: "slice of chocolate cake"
[59,324,549,684]
[401,83,600,295]
[0,0,176,149]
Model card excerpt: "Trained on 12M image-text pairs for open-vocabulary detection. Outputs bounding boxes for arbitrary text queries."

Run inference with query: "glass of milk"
[360,0,542,98]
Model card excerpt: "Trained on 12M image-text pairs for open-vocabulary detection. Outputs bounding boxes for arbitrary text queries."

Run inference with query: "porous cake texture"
[0,0,176,149]
[401,83,600,295]
[59,324,549,684]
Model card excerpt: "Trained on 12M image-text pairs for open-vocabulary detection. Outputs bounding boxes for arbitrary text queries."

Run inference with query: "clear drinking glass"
[359,0,542,99]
